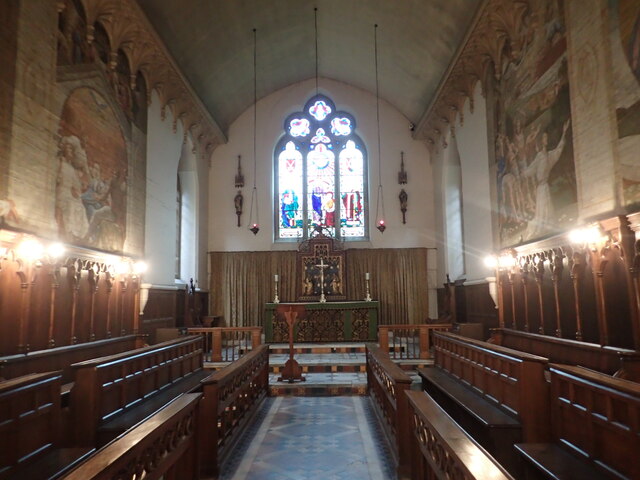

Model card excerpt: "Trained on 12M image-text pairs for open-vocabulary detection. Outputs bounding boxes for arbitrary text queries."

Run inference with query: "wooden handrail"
[199,344,270,477]
[188,327,262,362]
[366,343,412,478]
[62,393,202,480]
[406,390,514,480]
[70,336,200,368]
[378,323,451,359]
[435,331,548,363]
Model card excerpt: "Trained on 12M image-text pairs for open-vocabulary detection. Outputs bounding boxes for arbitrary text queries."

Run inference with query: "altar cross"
[315,256,328,303]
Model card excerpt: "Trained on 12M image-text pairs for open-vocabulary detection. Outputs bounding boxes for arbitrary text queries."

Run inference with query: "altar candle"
[274,274,279,282]
[365,272,370,280]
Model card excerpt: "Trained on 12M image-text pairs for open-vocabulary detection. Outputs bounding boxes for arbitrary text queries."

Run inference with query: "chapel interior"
[1,0,640,479]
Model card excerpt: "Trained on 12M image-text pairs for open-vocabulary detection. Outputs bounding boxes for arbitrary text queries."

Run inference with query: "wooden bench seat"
[98,367,208,442]
[515,444,610,480]
[70,335,208,447]
[515,364,640,480]
[419,331,550,477]
[419,366,520,429]
[406,390,514,479]
[0,372,94,480]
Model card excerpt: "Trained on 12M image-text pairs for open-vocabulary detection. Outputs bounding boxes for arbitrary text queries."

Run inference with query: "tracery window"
[275,95,367,240]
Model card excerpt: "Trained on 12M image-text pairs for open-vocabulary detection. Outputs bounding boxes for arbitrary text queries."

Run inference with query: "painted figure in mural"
[56,135,90,240]
[81,162,110,223]
[523,120,570,239]
[281,190,298,227]
[0,199,19,224]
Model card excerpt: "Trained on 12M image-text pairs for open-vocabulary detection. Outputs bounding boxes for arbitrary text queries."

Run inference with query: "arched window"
[275,94,367,240]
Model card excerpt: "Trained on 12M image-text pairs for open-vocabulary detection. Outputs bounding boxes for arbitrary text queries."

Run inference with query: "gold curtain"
[209,248,429,327]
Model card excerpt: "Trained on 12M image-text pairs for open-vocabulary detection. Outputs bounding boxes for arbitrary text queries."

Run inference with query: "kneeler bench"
[70,336,210,447]
[419,367,522,474]
[514,364,640,480]
[0,372,94,480]
[515,444,610,480]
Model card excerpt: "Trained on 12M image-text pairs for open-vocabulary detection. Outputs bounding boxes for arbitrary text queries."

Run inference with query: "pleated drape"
[209,248,429,327]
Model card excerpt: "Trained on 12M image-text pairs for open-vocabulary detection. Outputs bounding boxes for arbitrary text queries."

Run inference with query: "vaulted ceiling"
[136,0,482,138]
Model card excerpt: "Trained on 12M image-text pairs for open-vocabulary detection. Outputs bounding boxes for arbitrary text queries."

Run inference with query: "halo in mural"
[56,87,127,252]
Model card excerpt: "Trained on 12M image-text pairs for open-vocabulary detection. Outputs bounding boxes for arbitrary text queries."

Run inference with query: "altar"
[264,301,379,343]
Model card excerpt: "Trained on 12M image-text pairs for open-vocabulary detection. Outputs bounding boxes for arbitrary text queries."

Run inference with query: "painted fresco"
[496,0,576,247]
[56,87,127,252]
[609,0,640,207]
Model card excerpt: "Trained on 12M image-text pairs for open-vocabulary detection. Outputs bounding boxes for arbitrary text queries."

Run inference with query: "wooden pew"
[489,328,640,381]
[0,335,143,384]
[516,364,640,480]
[378,323,451,359]
[419,331,550,476]
[61,393,202,480]
[406,390,514,480]
[0,372,93,480]
[70,335,209,447]
[365,343,412,477]
[199,344,270,477]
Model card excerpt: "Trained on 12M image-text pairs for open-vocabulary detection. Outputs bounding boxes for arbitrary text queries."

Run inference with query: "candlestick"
[273,274,280,303]
[365,273,372,302]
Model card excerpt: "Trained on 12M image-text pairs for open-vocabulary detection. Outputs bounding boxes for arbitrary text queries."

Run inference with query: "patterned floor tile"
[221,396,395,480]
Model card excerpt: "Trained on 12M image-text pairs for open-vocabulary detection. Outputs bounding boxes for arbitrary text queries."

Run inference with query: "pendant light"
[248,27,260,235]
[373,24,386,233]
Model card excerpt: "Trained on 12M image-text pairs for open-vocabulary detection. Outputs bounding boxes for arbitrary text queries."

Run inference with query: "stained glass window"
[275,95,367,240]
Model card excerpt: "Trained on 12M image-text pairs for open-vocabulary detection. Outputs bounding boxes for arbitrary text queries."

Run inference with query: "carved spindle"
[592,245,610,346]
[570,250,586,341]
[507,269,517,329]
[16,260,32,353]
[47,264,62,348]
[105,271,114,338]
[87,265,99,341]
[119,276,128,336]
[551,249,565,338]
[633,239,640,349]
[520,258,531,332]
[132,275,141,334]
[534,254,546,335]
[68,260,82,344]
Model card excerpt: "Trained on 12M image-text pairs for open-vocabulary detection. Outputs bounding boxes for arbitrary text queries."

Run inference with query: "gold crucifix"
[315,256,328,303]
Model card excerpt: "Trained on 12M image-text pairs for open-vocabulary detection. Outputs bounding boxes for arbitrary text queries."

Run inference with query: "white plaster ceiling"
[137,0,482,137]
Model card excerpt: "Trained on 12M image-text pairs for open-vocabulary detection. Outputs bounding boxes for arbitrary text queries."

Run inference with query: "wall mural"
[609,0,640,207]
[496,0,576,247]
[56,87,127,252]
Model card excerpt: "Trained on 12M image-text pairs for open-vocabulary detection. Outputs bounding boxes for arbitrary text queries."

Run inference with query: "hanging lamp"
[248,27,260,235]
[373,24,386,233]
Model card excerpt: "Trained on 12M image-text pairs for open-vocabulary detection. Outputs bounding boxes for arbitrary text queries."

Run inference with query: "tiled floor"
[220,396,396,480]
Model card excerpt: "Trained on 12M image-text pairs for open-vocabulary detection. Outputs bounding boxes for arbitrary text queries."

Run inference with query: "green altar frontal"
[265,301,379,343]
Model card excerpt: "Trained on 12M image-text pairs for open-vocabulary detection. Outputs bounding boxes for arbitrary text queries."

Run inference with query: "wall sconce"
[568,225,606,249]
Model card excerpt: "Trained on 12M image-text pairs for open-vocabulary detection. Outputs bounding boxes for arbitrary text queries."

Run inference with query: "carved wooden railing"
[489,327,640,381]
[406,390,514,480]
[378,323,451,359]
[62,393,202,480]
[432,331,550,442]
[188,327,262,362]
[366,343,412,477]
[0,335,143,383]
[199,344,270,477]
[70,336,204,446]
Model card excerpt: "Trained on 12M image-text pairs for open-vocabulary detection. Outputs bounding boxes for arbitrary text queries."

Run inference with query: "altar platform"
[204,341,428,396]
[265,301,379,343]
